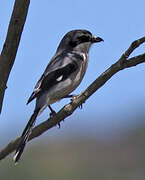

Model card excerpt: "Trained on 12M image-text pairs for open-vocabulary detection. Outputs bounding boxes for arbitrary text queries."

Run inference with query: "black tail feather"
[13,109,40,163]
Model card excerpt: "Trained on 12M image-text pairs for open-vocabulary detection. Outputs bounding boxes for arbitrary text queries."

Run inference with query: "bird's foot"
[49,111,61,128]
[49,110,56,118]
[71,95,83,109]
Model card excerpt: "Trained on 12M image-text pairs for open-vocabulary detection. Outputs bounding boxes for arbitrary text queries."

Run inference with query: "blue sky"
[0,0,145,144]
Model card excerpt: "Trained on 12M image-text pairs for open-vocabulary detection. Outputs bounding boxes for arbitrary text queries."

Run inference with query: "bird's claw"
[49,112,61,128]
[71,95,83,109]
[57,122,61,128]
[71,94,79,101]
[49,110,60,128]
[49,110,56,118]
[79,104,83,109]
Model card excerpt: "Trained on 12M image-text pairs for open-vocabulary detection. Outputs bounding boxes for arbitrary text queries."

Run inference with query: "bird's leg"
[63,94,75,98]
[48,105,56,117]
[48,105,60,128]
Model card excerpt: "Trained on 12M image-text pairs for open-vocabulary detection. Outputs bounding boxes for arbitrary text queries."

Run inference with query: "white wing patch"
[56,75,63,81]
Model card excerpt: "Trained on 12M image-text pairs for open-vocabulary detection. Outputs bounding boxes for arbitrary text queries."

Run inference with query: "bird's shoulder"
[44,50,86,75]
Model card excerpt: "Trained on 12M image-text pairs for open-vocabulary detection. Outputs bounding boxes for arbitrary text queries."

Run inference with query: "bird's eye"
[69,35,90,48]
[78,35,90,42]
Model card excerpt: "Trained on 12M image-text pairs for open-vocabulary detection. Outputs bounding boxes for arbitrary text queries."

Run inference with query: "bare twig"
[118,37,145,64]
[0,36,145,161]
[0,0,30,113]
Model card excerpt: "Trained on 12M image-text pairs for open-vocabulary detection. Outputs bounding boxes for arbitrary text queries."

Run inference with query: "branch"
[0,0,30,113]
[0,37,145,161]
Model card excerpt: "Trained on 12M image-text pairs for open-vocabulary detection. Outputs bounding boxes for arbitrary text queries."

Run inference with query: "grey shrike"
[14,29,103,163]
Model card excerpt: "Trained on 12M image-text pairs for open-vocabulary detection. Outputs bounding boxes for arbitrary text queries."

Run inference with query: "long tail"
[13,109,40,163]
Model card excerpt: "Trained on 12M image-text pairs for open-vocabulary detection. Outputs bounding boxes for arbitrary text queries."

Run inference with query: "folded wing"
[27,52,79,104]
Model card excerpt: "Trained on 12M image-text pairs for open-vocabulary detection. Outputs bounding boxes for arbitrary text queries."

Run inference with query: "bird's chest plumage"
[71,53,88,87]
[62,52,88,92]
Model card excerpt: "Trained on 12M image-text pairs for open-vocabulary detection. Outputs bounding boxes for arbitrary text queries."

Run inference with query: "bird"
[13,29,103,163]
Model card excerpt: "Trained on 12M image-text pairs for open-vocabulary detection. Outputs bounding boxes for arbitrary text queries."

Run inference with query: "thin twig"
[118,37,145,64]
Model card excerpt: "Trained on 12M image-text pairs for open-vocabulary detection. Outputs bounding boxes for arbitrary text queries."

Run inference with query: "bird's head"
[56,29,103,53]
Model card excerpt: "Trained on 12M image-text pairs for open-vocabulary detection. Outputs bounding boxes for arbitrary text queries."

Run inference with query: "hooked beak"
[91,36,104,43]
